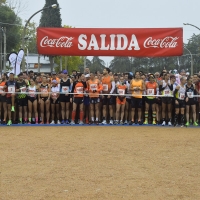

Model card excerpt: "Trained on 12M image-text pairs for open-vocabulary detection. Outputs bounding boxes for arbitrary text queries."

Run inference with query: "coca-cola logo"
[144,37,179,48]
[40,36,74,48]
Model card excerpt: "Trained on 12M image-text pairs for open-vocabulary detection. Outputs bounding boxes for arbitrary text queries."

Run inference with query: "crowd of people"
[0,67,200,127]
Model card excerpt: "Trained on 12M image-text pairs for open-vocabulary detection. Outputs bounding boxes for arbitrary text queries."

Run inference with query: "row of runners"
[0,68,200,127]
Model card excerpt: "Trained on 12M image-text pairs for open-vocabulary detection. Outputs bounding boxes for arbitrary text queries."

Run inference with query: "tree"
[39,0,62,71]
[109,57,131,73]
[0,4,22,53]
[90,56,105,73]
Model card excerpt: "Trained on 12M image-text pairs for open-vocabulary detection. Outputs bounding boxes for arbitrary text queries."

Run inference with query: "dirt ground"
[1,126,200,200]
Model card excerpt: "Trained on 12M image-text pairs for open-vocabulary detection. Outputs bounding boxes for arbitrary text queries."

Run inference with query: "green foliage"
[39,0,62,27]
[0,4,22,52]
[54,56,84,74]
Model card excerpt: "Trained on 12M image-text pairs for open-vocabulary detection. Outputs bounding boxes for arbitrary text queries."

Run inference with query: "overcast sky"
[18,0,200,64]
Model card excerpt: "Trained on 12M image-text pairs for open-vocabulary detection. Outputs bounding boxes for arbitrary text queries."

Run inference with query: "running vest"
[117,84,127,96]
[162,80,172,96]
[87,79,101,98]
[60,78,70,94]
[101,76,111,93]
[131,79,143,98]
[146,82,157,99]
[6,80,16,98]
[51,85,60,98]
[73,81,86,98]
[28,85,37,98]
[175,85,186,100]
[16,80,27,99]
[186,84,195,98]
[0,81,6,96]
[40,84,49,97]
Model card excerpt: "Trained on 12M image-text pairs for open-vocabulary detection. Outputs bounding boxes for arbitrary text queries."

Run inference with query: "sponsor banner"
[37,28,183,57]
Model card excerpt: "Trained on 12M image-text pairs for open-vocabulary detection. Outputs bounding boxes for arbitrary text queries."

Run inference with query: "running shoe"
[79,121,84,125]
[138,121,143,125]
[85,118,89,124]
[185,122,189,126]
[65,120,69,124]
[114,120,118,125]
[109,120,114,125]
[193,122,198,126]
[95,121,99,125]
[7,120,12,126]
[50,120,55,124]
[180,124,185,128]
[61,120,65,124]
[152,120,156,125]
[46,122,50,124]
[168,121,172,126]
[143,120,148,125]
[102,120,107,125]
[28,121,31,124]
[40,122,44,124]
[57,120,61,124]
[129,121,134,125]
[124,120,128,125]
[2,120,6,125]
[162,121,166,126]
[11,106,15,112]
[89,121,94,125]
[70,121,75,125]
[120,121,124,125]
[18,121,22,125]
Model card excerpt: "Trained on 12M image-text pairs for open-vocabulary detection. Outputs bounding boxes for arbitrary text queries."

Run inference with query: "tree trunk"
[49,56,54,72]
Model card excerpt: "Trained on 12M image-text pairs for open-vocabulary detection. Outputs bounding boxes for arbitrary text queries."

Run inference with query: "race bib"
[8,86,15,93]
[164,89,170,96]
[90,84,97,91]
[147,89,154,95]
[103,84,108,91]
[76,87,83,94]
[62,86,69,94]
[29,90,35,97]
[118,89,125,95]
[20,87,27,94]
[179,93,185,100]
[187,92,194,98]
[41,88,48,94]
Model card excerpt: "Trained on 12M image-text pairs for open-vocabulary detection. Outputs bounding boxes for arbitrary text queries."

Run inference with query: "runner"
[101,68,115,125]
[114,76,127,125]
[16,73,29,124]
[50,80,60,124]
[38,76,51,124]
[185,76,198,126]
[129,71,145,125]
[0,74,7,124]
[59,70,73,124]
[87,72,103,125]
[174,76,187,127]
[27,78,39,124]
[70,73,87,125]
[144,74,158,125]
[159,73,173,126]
[4,73,16,126]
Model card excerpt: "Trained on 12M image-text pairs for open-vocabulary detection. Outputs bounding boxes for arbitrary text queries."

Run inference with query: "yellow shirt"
[131,79,143,98]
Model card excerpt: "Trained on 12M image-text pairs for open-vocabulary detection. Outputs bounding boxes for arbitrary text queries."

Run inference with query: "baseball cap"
[62,70,68,74]
[52,71,56,75]
[85,74,90,78]
[52,80,57,84]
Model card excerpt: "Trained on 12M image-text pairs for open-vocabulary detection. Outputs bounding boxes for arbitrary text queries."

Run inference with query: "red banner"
[37,28,183,57]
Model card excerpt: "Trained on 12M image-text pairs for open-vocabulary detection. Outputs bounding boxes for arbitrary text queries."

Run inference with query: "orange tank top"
[0,82,6,95]
[101,76,111,93]
[117,84,127,96]
[146,82,157,99]
[131,79,143,98]
[74,81,85,98]
[88,79,100,98]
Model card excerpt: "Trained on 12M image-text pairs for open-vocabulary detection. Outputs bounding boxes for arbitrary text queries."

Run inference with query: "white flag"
[16,49,24,76]
[8,52,18,74]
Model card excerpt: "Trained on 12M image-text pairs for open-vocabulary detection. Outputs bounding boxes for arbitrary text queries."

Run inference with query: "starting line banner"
[37,27,183,57]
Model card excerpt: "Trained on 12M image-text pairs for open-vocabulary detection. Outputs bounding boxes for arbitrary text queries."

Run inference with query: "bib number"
[8,86,15,93]
[76,87,83,94]
[90,84,97,91]
[103,84,108,92]
[147,89,154,95]
[118,89,125,95]
[164,89,170,96]
[41,88,48,94]
[29,90,35,97]
[62,86,69,94]
[20,87,26,94]
[187,92,193,98]
[179,93,185,100]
